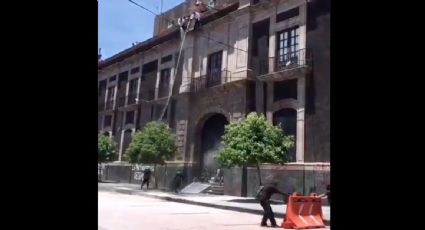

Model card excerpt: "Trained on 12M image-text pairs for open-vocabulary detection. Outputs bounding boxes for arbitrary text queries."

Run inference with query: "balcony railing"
[275,48,312,72]
[191,70,231,92]
[251,56,269,75]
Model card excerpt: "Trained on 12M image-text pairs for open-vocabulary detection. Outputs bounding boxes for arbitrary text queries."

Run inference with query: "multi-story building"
[98,0,330,197]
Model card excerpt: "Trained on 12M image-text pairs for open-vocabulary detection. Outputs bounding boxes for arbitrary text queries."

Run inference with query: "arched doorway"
[198,113,229,182]
[273,108,297,162]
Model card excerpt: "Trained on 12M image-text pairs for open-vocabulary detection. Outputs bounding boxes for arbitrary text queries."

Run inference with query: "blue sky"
[98,0,184,59]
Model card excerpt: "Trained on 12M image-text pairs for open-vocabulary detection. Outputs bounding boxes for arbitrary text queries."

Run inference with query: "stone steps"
[204,182,224,195]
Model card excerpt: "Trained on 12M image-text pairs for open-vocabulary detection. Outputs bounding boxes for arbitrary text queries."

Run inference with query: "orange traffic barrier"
[282,192,325,229]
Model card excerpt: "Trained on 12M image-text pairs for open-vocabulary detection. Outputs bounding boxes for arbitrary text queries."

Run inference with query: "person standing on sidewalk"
[141,168,152,190]
[258,182,289,227]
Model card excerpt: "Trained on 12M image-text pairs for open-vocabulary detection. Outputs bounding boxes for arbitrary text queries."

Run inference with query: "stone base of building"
[99,162,330,198]
[223,163,330,198]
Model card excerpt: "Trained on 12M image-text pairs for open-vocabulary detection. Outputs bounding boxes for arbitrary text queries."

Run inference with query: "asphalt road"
[98,191,329,230]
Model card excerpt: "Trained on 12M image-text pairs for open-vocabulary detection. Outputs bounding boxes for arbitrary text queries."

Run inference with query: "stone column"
[118,111,126,161]
[266,81,274,122]
[269,12,276,73]
[296,75,306,162]
[179,34,194,93]
[155,69,161,100]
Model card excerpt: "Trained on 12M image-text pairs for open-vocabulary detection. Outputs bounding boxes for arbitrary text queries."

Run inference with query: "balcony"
[256,48,312,81]
[105,100,114,110]
[191,70,232,92]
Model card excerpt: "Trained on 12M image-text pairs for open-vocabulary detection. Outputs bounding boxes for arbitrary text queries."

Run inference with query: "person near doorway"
[141,168,152,190]
[258,182,289,227]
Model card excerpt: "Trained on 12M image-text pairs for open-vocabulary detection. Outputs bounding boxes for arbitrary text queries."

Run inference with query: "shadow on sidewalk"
[227,198,283,204]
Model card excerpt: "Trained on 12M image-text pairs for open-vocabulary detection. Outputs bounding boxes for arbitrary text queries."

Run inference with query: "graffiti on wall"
[132,164,154,181]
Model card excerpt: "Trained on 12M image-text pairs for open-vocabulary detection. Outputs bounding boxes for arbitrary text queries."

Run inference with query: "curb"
[99,186,330,225]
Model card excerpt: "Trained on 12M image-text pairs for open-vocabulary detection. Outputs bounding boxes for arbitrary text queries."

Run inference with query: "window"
[125,111,135,124]
[142,60,158,74]
[118,71,128,89]
[161,55,172,64]
[274,79,298,101]
[106,87,115,109]
[277,27,299,66]
[276,7,299,22]
[109,75,116,82]
[128,79,138,104]
[98,80,107,97]
[158,68,171,98]
[130,67,140,74]
[207,51,222,87]
[129,79,138,94]
[104,115,112,127]
[107,87,115,100]
[273,109,297,162]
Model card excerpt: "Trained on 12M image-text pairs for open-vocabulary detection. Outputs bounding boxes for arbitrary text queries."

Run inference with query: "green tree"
[124,121,177,188]
[216,112,294,186]
[98,133,117,163]
[98,133,117,181]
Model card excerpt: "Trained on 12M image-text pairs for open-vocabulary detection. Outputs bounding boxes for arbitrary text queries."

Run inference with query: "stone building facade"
[98,0,330,197]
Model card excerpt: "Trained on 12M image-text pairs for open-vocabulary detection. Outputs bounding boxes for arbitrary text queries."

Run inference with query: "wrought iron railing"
[191,70,231,92]
[275,48,312,72]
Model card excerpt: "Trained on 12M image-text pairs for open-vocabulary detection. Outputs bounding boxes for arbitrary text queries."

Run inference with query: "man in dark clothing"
[172,170,184,193]
[141,168,152,190]
[258,182,289,227]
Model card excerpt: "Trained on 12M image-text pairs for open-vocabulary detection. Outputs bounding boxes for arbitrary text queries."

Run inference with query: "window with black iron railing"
[276,48,311,71]
[274,26,312,72]
[191,70,231,92]
[207,51,223,87]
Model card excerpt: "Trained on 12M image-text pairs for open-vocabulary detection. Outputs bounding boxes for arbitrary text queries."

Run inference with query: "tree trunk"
[154,163,158,189]
[98,162,102,182]
[241,164,247,197]
[256,161,262,186]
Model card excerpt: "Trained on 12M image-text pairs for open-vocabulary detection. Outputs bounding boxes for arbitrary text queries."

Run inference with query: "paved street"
[98,191,329,230]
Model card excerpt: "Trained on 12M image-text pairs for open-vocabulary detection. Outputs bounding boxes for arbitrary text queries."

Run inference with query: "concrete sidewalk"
[98,182,330,225]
